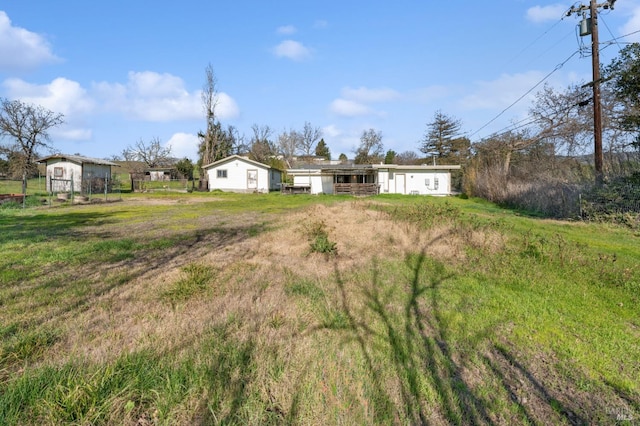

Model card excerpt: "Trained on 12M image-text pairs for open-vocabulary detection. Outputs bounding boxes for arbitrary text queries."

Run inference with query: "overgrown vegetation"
[581,171,640,228]
[0,193,638,424]
[162,263,217,304]
[302,219,338,255]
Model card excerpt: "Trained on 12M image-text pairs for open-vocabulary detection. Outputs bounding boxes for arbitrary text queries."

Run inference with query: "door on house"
[247,170,258,190]
[395,174,406,194]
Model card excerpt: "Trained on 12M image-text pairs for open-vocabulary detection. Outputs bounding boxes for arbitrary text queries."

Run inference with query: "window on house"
[425,178,430,187]
[434,177,439,190]
[217,169,228,178]
[54,167,63,178]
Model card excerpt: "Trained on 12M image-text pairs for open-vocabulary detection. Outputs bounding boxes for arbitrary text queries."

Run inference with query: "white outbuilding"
[203,155,282,193]
[37,154,119,194]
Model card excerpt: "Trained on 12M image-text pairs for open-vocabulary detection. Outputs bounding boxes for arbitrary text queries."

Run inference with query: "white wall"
[45,160,112,193]
[288,166,457,196]
[207,158,271,193]
[377,169,452,195]
[292,172,325,194]
[46,159,82,193]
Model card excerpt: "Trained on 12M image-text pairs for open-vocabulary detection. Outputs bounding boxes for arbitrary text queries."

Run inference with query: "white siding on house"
[292,172,325,194]
[205,156,281,193]
[288,164,459,196]
[377,168,452,196]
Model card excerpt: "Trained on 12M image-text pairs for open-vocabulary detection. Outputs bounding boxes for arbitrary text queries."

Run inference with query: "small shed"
[146,167,179,181]
[37,154,119,194]
[203,155,282,193]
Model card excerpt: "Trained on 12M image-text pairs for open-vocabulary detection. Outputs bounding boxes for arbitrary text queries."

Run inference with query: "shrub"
[303,219,337,256]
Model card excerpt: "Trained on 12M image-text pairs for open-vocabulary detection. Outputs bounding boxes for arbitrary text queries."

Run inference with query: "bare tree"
[354,128,384,164]
[198,63,220,188]
[0,98,64,192]
[277,128,301,167]
[131,137,173,168]
[248,124,275,164]
[226,125,248,155]
[120,147,138,162]
[298,121,322,158]
[529,83,593,157]
[395,150,421,165]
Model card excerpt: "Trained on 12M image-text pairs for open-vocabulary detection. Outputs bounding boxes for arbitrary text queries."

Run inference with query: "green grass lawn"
[0,192,638,425]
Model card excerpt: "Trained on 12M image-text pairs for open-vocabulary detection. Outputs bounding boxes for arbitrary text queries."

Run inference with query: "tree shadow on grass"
[0,221,268,377]
[0,210,120,245]
[195,324,260,425]
[328,237,590,425]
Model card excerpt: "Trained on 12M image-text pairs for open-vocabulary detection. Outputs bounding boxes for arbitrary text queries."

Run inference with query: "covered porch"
[323,166,380,196]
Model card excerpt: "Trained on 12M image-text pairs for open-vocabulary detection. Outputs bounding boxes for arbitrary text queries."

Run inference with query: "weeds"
[0,193,638,425]
[162,263,216,304]
[303,219,338,256]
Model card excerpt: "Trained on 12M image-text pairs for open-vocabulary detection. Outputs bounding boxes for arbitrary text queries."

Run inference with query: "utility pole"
[567,0,616,186]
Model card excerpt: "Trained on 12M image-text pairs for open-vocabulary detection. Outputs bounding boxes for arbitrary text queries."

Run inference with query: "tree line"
[3,44,640,216]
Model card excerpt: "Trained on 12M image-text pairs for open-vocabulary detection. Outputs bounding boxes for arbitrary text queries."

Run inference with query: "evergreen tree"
[420,111,469,164]
[384,149,396,164]
[315,138,331,160]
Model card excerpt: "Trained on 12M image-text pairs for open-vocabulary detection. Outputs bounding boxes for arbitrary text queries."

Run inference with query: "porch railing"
[333,183,379,196]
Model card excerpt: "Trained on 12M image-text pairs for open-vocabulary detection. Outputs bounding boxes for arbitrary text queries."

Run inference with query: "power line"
[599,13,624,53]
[502,15,567,69]
[469,50,581,139]
[473,24,636,143]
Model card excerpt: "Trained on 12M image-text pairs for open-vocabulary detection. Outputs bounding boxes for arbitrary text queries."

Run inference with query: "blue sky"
[1,1,639,161]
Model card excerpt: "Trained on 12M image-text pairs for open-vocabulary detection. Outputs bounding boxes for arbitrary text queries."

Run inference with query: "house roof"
[202,155,279,171]
[373,164,462,171]
[288,163,461,174]
[37,154,120,167]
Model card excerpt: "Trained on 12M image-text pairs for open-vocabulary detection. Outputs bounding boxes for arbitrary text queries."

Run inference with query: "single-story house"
[37,154,119,194]
[203,155,282,193]
[286,163,461,196]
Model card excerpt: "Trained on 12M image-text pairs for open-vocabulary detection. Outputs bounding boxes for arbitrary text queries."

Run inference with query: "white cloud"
[3,77,94,116]
[329,86,400,118]
[322,124,342,138]
[54,127,93,141]
[276,25,297,35]
[526,4,568,23]
[94,71,240,122]
[3,77,94,141]
[329,99,372,117]
[458,71,547,111]
[0,11,60,71]
[166,132,200,161]
[621,6,640,42]
[273,40,312,61]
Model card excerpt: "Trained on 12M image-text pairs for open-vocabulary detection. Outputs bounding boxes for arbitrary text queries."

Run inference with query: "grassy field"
[0,189,638,425]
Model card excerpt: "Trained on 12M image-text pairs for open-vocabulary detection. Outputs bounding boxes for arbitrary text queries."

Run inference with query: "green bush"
[303,220,337,256]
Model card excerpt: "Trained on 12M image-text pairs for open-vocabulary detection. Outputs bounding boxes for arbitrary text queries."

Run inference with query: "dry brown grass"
[49,200,503,369]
